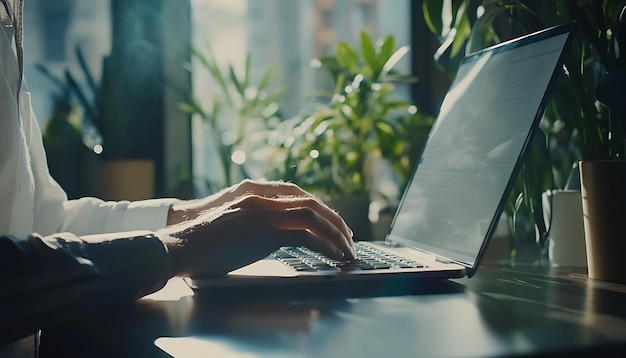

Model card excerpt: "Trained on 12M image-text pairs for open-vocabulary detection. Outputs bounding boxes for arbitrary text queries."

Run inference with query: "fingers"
[205,179,311,213]
[281,207,356,260]
[228,189,353,242]
[211,180,354,240]
[163,192,358,278]
[272,230,346,260]
[232,195,356,260]
[181,179,356,262]
[239,195,353,245]
[178,180,303,217]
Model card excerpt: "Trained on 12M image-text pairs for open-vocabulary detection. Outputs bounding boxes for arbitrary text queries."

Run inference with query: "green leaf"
[380,100,412,110]
[604,1,626,26]
[229,64,245,96]
[466,4,508,54]
[360,32,377,72]
[380,45,409,79]
[65,70,98,129]
[35,64,66,91]
[335,42,359,72]
[75,46,97,98]
[450,0,467,20]
[243,52,251,93]
[257,66,273,93]
[192,46,232,105]
[375,121,395,135]
[378,35,396,68]
[209,101,221,128]
[450,7,471,57]
[334,72,346,96]
[178,97,204,116]
[423,0,444,35]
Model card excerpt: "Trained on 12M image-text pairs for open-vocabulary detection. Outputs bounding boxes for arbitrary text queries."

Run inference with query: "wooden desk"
[40,266,626,357]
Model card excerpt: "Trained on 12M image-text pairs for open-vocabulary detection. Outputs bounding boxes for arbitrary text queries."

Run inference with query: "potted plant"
[422,0,626,263]
[45,0,174,201]
[180,46,284,194]
[43,0,174,201]
[267,32,433,240]
[36,64,87,199]
[57,44,158,201]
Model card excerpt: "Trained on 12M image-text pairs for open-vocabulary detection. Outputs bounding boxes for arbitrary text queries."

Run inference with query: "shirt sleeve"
[0,231,172,346]
[25,100,176,237]
[19,90,176,237]
[56,197,175,236]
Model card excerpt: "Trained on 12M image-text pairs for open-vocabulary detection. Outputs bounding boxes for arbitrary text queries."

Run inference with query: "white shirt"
[1,0,175,238]
[1,1,175,356]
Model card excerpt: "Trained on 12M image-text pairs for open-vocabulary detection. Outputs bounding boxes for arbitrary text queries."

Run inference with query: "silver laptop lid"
[387,22,576,276]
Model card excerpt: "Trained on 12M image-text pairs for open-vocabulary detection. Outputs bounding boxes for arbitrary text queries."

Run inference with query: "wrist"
[168,197,215,225]
[156,232,187,277]
[167,199,190,226]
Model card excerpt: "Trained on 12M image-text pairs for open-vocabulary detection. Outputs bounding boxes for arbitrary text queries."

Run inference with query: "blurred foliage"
[266,32,434,201]
[37,63,87,198]
[180,46,284,192]
[45,45,155,160]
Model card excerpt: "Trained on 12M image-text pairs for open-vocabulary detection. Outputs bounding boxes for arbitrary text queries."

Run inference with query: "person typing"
[0,1,354,357]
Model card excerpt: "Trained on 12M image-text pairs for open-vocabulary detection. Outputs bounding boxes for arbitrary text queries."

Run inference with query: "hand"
[167,179,338,225]
[158,188,356,278]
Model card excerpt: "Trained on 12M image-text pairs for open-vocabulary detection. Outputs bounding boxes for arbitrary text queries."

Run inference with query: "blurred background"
[24,0,447,205]
[25,0,625,262]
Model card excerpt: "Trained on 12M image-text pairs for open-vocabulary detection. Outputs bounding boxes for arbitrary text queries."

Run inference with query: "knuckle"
[237,193,264,207]
[285,181,304,194]
[294,206,318,221]
[236,178,254,191]
[300,196,321,208]
[243,179,268,192]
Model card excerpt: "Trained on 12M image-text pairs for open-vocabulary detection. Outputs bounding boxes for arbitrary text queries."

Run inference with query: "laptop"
[187,22,576,291]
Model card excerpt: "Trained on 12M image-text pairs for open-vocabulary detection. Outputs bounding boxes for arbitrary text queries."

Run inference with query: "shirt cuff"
[80,231,172,297]
[122,198,176,232]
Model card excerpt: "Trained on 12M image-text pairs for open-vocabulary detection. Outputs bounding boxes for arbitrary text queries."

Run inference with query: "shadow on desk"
[40,277,463,357]
[40,267,626,357]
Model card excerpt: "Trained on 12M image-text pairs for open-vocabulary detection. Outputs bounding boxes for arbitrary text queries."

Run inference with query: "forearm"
[47,197,176,237]
[0,231,171,345]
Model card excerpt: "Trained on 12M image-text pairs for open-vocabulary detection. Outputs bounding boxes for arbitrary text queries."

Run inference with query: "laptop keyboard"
[272,242,426,272]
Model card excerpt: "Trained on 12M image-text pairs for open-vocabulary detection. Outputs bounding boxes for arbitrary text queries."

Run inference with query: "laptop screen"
[387,23,574,273]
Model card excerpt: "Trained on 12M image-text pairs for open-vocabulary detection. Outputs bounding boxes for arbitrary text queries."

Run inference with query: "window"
[24,0,111,127]
[42,8,70,61]
[22,0,415,198]
[190,0,411,194]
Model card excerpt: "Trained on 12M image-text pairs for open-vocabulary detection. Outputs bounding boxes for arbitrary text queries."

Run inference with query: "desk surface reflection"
[41,266,626,357]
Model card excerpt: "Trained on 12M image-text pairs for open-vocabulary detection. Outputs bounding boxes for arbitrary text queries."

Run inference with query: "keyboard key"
[293,266,316,272]
[275,243,426,272]
[357,264,377,270]
[273,252,295,259]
